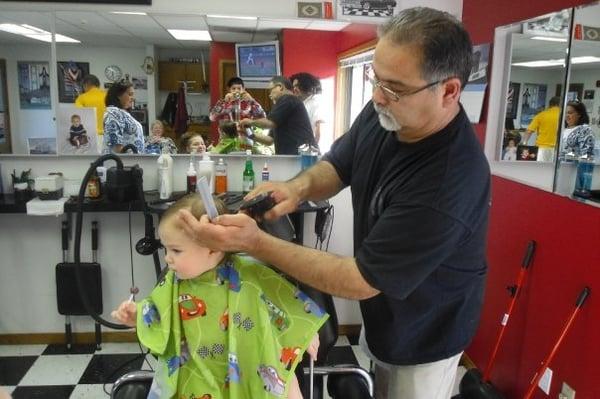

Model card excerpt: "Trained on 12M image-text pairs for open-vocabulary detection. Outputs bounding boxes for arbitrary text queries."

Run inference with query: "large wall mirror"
[554,1,600,204]
[0,8,351,157]
[486,2,600,206]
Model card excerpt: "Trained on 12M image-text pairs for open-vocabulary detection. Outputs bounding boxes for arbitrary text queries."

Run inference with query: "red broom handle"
[483,240,536,381]
[523,287,590,399]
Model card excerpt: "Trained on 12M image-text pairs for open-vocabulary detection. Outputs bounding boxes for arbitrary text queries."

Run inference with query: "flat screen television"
[235,40,281,84]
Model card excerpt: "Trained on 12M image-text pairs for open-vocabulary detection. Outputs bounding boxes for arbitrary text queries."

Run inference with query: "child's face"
[188,136,206,153]
[158,219,220,279]
[72,117,81,127]
[508,140,515,148]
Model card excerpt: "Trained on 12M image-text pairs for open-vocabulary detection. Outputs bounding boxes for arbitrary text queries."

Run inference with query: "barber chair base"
[111,370,153,399]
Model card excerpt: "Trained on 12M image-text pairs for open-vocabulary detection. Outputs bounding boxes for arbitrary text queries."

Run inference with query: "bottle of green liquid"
[242,149,255,193]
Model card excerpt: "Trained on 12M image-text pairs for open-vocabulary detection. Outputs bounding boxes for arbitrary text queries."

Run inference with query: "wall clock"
[104,65,123,82]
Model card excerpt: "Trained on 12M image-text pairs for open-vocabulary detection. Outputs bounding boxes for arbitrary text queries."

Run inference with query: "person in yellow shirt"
[522,96,561,162]
[75,74,106,151]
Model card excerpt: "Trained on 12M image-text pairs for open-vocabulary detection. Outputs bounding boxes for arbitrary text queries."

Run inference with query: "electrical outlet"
[561,382,575,399]
[539,367,552,395]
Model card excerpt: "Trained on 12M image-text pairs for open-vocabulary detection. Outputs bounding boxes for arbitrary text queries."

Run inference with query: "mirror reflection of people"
[180,131,206,154]
[111,194,323,399]
[562,101,595,198]
[68,114,88,148]
[103,80,144,154]
[177,8,490,399]
[209,77,266,123]
[290,72,325,145]
[239,76,316,155]
[522,96,560,162]
[75,74,106,150]
[144,120,178,155]
[502,138,517,161]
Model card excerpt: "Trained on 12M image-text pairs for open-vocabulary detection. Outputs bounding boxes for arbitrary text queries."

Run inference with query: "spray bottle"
[157,146,173,199]
[198,153,215,193]
[186,150,197,194]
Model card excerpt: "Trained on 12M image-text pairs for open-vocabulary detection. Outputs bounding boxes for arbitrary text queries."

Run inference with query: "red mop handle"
[523,287,590,399]
[483,240,536,381]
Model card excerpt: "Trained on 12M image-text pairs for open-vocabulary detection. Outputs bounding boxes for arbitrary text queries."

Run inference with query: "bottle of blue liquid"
[261,161,270,182]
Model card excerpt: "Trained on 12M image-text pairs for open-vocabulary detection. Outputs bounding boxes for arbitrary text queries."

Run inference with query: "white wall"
[0,154,360,334]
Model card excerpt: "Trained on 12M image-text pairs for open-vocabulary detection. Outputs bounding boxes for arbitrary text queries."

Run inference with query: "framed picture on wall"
[519,83,547,127]
[57,61,89,103]
[27,137,57,155]
[17,61,51,109]
[516,145,538,161]
[584,89,595,100]
[506,82,520,120]
[338,0,397,20]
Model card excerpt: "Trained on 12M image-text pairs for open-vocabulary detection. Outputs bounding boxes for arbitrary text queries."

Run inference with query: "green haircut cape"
[137,254,328,398]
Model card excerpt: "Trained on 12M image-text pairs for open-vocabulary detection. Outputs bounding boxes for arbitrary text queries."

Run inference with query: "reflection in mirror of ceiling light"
[512,59,565,67]
[0,23,80,43]
[111,11,148,15]
[168,29,212,41]
[531,36,567,42]
[512,56,600,68]
[207,14,257,20]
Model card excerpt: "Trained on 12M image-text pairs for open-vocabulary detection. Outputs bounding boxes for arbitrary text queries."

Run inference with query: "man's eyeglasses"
[365,70,440,102]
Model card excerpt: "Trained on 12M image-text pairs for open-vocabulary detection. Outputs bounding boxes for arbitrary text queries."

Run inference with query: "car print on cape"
[294,290,326,317]
[178,293,207,320]
[141,302,160,326]
[257,364,286,396]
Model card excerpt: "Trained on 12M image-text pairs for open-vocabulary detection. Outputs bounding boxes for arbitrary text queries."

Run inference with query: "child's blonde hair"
[71,114,81,122]
[160,194,227,227]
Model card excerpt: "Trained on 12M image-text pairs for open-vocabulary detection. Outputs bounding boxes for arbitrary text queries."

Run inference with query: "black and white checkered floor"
[0,336,465,398]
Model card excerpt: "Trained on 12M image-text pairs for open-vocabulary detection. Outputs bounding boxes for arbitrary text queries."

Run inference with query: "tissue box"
[35,175,64,200]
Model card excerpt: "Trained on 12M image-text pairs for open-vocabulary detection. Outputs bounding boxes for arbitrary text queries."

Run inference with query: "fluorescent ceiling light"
[531,36,567,42]
[512,56,600,67]
[168,29,212,41]
[512,59,565,67]
[0,23,79,43]
[111,11,147,15]
[207,14,257,20]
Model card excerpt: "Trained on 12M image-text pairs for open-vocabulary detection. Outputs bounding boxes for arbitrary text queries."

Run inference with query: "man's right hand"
[245,181,301,221]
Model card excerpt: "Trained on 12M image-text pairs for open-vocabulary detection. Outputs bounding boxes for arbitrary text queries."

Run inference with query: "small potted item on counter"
[11,169,34,202]
[35,173,64,200]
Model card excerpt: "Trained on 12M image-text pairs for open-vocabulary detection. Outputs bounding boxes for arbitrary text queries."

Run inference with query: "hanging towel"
[160,92,178,126]
[173,85,189,134]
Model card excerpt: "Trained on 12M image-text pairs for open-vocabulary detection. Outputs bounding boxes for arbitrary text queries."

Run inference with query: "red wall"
[463,1,600,397]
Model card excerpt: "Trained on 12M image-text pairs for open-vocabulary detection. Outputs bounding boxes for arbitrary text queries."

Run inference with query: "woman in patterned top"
[103,80,144,154]
[562,101,595,197]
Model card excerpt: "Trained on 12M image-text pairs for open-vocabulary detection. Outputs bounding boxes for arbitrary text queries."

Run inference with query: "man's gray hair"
[378,7,473,89]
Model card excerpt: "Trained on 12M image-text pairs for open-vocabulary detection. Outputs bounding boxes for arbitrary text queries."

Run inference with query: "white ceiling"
[0,10,351,48]
[512,33,600,71]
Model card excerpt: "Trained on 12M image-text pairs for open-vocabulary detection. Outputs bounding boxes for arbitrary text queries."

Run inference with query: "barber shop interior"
[1,0,599,398]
